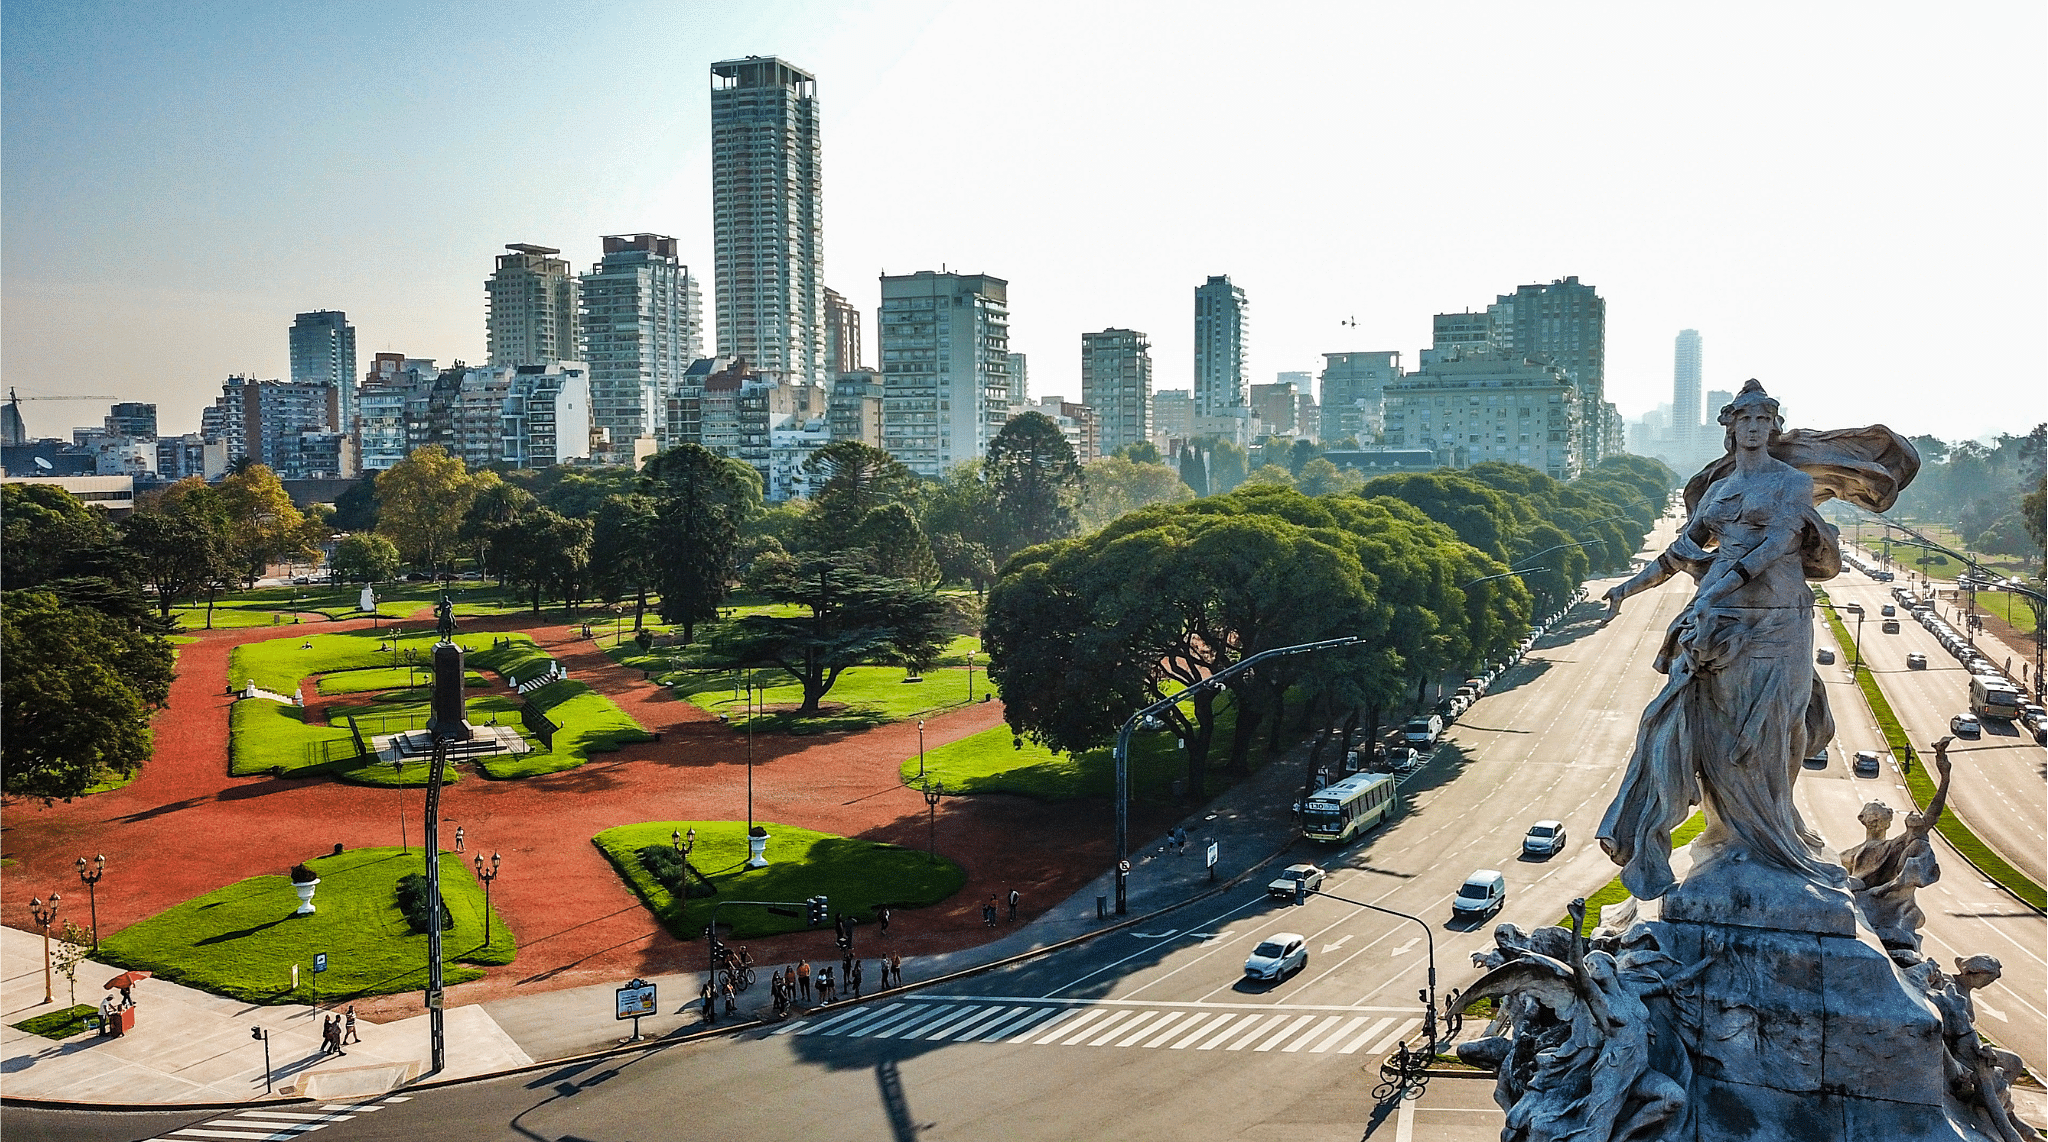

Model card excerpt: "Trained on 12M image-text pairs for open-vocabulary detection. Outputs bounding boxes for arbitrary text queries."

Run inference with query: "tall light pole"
[967,651,977,702]
[473,852,501,947]
[922,779,944,863]
[27,894,61,1004]
[75,854,104,952]
[917,719,926,779]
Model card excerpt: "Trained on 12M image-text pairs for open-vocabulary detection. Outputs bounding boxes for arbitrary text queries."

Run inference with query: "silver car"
[1522,821,1567,857]
[1244,933,1308,982]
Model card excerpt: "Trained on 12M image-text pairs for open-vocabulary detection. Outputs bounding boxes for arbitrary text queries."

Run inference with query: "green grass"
[592,821,966,942]
[173,605,298,630]
[900,722,1192,802]
[229,700,365,779]
[231,629,455,694]
[468,637,559,683]
[317,667,488,695]
[232,580,538,620]
[1818,596,2047,911]
[465,637,654,778]
[676,666,977,735]
[1976,591,2040,635]
[1563,813,1707,928]
[12,1005,101,1040]
[98,847,513,1005]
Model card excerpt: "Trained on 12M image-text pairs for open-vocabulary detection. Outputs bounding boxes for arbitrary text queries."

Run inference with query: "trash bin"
[1097,895,1108,919]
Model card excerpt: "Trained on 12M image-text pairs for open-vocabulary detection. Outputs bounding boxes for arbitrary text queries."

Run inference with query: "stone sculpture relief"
[1841,738,1953,962]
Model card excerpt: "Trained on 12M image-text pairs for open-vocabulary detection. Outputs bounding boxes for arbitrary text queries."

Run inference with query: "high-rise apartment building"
[710,56,825,385]
[1673,328,1702,447]
[487,244,580,367]
[877,271,1011,477]
[289,311,357,433]
[1152,389,1194,442]
[824,287,861,373]
[104,402,158,438]
[580,233,702,452]
[1034,398,1100,462]
[1248,380,1299,436]
[500,363,592,469]
[1193,276,1248,416]
[1008,352,1028,407]
[357,354,440,471]
[827,371,885,448]
[1319,352,1401,443]
[204,374,346,478]
[1382,347,1584,479]
[1491,276,1606,405]
[1081,328,1151,457]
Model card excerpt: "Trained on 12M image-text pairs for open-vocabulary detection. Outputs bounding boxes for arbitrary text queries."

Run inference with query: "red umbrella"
[103,970,152,990]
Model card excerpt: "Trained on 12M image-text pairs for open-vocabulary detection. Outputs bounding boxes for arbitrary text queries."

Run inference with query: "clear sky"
[4,1,2043,444]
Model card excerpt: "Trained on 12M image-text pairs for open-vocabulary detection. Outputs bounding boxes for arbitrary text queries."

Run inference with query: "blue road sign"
[314,953,328,974]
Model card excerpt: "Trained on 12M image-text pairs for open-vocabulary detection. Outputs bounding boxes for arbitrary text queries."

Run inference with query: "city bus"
[1301,773,1400,844]
[1970,676,2022,722]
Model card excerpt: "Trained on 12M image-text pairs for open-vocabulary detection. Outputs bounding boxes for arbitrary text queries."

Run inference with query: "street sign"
[615,979,657,1021]
[1206,842,1218,869]
[314,953,328,974]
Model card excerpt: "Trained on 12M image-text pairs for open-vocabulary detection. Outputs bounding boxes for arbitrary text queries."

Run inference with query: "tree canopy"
[643,443,762,641]
[3,589,175,801]
[715,558,948,714]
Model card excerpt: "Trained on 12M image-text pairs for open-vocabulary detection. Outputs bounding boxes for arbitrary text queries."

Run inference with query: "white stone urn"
[289,865,320,915]
[747,829,770,869]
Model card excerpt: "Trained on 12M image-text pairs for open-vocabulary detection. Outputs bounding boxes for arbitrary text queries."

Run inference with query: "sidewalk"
[1,735,1317,1106]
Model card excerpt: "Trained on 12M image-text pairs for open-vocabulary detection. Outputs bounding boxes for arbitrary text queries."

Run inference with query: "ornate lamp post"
[922,779,944,864]
[75,854,105,952]
[473,851,501,946]
[27,894,61,1004]
[672,827,698,893]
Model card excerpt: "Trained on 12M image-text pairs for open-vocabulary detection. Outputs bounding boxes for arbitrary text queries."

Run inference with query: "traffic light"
[806,896,827,927]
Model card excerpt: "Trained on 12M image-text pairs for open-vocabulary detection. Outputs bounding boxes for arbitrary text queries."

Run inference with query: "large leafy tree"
[591,493,662,629]
[461,476,537,580]
[121,483,238,621]
[2,483,128,590]
[716,558,948,714]
[643,444,761,642]
[795,441,919,550]
[1078,456,1195,532]
[330,533,401,584]
[217,463,314,585]
[984,411,1082,558]
[3,590,175,801]
[376,446,482,570]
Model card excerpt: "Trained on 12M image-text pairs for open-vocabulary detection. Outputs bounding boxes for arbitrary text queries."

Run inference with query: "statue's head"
[1618,921,1661,949]
[1718,379,1784,453]
[1858,800,1895,834]
[1953,954,2002,990]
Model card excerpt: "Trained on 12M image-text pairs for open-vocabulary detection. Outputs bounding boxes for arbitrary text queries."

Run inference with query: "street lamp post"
[75,854,105,952]
[1313,887,1450,1056]
[922,779,944,863]
[917,719,926,779]
[27,894,61,1004]
[473,852,501,946]
[967,651,977,702]
[392,754,408,853]
[1854,611,1866,672]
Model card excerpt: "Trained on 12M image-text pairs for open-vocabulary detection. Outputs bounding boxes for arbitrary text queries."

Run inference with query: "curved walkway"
[0,610,1177,1023]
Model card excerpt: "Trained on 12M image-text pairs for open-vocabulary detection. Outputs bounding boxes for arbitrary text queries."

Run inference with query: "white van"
[1452,870,1507,919]
[1403,714,1444,745]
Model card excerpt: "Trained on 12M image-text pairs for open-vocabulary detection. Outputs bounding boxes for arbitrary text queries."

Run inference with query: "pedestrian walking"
[454,826,465,853]
[701,982,717,1026]
[343,1005,359,1044]
[784,965,798,1005]
[1007,888,1020,922]
[984,895,998,926]
[849,957,863,999]
[819,966,834,1003]
[798,959,812,1003]
[722,979,737,1017]
[878,905,891,936]
[890,951,903,987]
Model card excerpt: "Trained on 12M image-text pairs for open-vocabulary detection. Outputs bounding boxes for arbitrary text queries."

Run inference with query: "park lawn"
[468,636,558,684]
[229,700,363,779]
[318,667,489,695]
[12,1005,100,1041]
[98,847,513,1005]
[235,579,535,620]
[474,680,653,779]
[678,666,978,735]
[899,713,1231,802]
[231,629,453,694]
[172,605,298,631]
[592,821,966,942]
[1977,592,2039,635]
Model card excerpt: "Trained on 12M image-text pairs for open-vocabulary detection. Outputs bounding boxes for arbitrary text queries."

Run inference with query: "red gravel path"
[0,611,1174,1021]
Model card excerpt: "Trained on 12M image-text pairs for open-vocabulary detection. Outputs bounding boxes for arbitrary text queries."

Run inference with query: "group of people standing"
[319,1006,358,1055]
[981,889,1021,926]
[711,952,906,1025]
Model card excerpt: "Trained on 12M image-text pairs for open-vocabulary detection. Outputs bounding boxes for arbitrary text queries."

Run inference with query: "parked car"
[1243,933,1308,981]
[1403,715,1445,745]
[1950,713,1982,739]
[1452,870,1507,920]
[1804,747,1829,769]
[1906,653,1927,670]
[1816,648,1836,665]
[1852,750,1883,777]
[1267,863,1327,901]
[1522,821,1567,857]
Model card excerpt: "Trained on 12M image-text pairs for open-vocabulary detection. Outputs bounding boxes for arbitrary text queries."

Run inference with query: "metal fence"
[519,701,559,751]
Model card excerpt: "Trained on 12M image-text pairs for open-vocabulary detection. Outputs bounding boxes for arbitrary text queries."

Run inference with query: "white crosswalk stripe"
[149,1100,387,1142]
[769,997,1423,1060]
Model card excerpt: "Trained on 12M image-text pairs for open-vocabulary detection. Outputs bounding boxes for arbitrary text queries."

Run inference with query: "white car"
[1452,870,1507,920]
[1522,821,1567,857]
[1244,932,1308,982]
[1267,863,1327,900]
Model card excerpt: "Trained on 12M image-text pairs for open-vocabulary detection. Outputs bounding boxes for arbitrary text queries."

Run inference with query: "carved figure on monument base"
[1908,956,2041,1142]
[1842,738,1953,962]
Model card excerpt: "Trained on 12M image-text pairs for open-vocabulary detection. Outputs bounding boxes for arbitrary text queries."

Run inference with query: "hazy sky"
[4,2,2043,444]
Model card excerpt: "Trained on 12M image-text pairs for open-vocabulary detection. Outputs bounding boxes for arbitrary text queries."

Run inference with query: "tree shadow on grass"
[195,914,297,946]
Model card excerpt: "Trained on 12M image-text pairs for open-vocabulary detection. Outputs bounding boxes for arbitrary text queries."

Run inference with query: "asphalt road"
[5,525,1694,1142]
[1822,556,2046,889]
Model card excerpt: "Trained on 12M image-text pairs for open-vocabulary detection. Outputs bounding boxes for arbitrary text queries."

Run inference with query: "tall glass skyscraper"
[1673,328,1702,445]
[289,310,357,433]
[710,56,825,384]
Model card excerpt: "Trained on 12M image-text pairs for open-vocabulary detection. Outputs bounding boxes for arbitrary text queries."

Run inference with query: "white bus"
[1301,773,1400,844]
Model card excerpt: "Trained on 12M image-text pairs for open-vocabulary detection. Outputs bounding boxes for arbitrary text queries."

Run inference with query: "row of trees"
[1894,426,2045,559]
[984,454,1673,798]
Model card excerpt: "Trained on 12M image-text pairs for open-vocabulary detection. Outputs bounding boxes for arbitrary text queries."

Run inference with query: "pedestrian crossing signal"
[806,896,827,926]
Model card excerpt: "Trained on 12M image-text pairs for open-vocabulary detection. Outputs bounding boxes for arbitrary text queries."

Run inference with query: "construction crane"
[4,388,126,447]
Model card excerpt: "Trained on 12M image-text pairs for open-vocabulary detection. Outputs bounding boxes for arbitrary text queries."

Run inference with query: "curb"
[1,833,1307,1114]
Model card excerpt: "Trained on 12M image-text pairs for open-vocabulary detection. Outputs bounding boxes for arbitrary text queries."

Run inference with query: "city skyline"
[3,3,2041,443]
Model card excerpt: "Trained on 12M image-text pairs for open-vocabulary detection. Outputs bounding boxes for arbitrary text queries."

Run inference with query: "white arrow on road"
[1130,930,1180,940]
[1977,998,2008,1023]
[1389,937,1420,957]
[1321,935,1354,954]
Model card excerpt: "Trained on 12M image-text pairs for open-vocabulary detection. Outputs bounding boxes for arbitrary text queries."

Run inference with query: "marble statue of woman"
[1596,381,1917,903]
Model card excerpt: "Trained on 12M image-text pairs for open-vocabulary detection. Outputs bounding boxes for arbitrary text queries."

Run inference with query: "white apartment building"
[878,271,1011,478]
[501,363,592,468]
[1381,346,1584,479]
[1319,351,1402,443]
[710,56,825,384]
[487,244,581,367]
[356,355,439,471]
[1081,329,1151,457]
[580,233,702,453]
[1193,275,1248,416]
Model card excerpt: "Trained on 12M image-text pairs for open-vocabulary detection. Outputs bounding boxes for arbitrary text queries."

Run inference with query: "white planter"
[747,832,770,869]
[292,878,320,915]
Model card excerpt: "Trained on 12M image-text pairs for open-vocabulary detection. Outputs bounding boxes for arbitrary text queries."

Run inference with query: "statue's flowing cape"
[1682,425,1920,515]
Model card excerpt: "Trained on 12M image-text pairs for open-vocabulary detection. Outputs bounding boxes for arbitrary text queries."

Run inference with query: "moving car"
[1267,863,1327,900]
[1950,713,1982,739]
[1881,619,1900,634]
[1804,747,1830,769]
[1880,604,1896,617]
[1452,870,1507,920]
[1852,750,1883,777]
[1816,648,1836,665]
[1522,821,1567,857]
[1906,653,1927,670]
[1243,933,1308,981]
